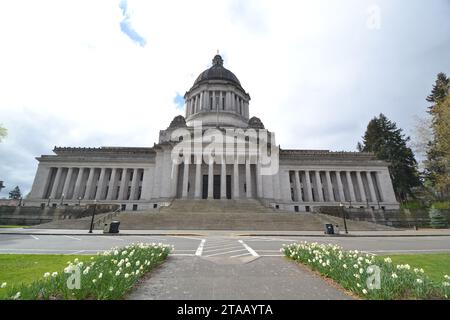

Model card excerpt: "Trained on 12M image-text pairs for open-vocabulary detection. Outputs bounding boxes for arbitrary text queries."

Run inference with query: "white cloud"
[0,0,449,196]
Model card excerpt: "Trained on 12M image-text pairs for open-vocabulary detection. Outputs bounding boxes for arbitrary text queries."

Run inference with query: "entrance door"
[226,175,232,199]
[202,175,208,199]
[213,175,221,199]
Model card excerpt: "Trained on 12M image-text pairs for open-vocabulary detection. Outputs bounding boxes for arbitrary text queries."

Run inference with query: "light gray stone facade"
[27,55,399,212]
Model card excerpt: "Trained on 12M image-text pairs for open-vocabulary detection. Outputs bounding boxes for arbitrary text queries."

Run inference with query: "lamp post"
[47,197,51,207]
[89,200,97,234]
[339,202,348,234]
[78,197,82,206]
[60,193,65,206]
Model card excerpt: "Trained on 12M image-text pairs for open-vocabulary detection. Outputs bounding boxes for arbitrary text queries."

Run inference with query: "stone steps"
[31,200,395,231]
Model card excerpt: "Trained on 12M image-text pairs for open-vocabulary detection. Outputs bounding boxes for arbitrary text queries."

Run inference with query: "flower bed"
[282,242,449,300]
[1,242,172,300]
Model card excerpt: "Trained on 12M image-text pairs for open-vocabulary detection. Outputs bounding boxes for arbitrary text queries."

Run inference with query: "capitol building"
[27,54,399,212]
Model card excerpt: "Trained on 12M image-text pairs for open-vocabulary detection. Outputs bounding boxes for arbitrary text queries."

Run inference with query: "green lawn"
[0,254,92,299]
[0,225,29,228]
[381,253,450,283]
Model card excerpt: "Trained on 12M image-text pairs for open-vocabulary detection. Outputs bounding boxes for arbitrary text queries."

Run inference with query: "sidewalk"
[1,227,450,237]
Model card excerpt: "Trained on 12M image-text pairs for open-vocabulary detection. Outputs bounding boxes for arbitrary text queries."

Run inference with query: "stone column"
[315,171,324,202]
[220,158,226,199]
[245,160,252,198]
[182,160,190,199]
[171,163,179,198]
[304,171,313,202]
[84,168,96,200]
[194,158,202,199]
[208,160,214,199]
[233,159,239,199]
[346,171,357,202]
[106,168,117,200]
[95,168,106,200]
[50,167,63,199]
[256,162,263,198]
[325,171,334,202]
[366,171,378,203]
[73,168,85,200]
[119,169,128,200]
[335,171,346,202]
[129,168,139,201]
[61,167,73,199]
[356,171,367,202]
[294,171,302,202]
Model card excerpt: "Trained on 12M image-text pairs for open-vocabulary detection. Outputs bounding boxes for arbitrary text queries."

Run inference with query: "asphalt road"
[1,234,450,256]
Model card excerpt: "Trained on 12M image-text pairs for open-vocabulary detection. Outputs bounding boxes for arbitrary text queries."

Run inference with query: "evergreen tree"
[424,73,450,199]
[8,186,22,200]
[359,114,421,201]
[0,124,7,142]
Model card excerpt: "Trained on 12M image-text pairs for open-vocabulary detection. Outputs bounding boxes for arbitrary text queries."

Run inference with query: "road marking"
[30,235,39,240]
[203,249,247,258]
[103,236,124,241]
[72,250,86,254]
[64,235,82,241]
[171,236,204,241]
[195,239,206,256]
[172,253,195,256]
[238,240,260,257]
[203,245,243,252]
[229,252,251,258]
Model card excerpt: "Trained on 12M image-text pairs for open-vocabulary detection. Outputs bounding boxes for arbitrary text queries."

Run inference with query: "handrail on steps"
[94,208,121,228]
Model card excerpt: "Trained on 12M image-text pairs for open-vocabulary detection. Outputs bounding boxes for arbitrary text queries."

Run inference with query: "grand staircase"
[113,200,394,231]
[30,200,395,231]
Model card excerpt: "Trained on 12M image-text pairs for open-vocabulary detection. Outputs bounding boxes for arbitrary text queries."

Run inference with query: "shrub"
[1,242,172,300]
[282,242,449,300]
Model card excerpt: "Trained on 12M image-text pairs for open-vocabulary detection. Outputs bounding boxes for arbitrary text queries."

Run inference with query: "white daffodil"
[92,279,97,284]
[391,273,398,279]
[416,279,423,284]
[126,262,131,268]
[359,268,364,274]
[43,272,50,278]
[1,282,6,288]
[115,270,121,276]
[52,272,58,278]
[362,289,368,294]
[98,273,103,279]
[357,283,361,288]
[384,257,392,263]
[343,264,347,269]
[124,273,130,279]
[13,292,21,300]
[109,286,114,291]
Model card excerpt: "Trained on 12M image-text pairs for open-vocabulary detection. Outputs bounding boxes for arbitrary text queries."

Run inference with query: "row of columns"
[45,167,143,202]
[290,170,382,204]
[173,158,261,199]
[186,90,248,118]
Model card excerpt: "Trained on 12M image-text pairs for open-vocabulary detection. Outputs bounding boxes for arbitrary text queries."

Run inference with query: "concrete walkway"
[1,227,450,237]
[126,256,352,300]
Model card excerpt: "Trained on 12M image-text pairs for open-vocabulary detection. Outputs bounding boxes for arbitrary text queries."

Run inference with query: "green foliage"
[429,208,449,229]
[0,124,6,142]
[283,242,450,300]
[1,243,172,300]
[8,186,22,200]
[359,113,421,201]
[424,73,450,199]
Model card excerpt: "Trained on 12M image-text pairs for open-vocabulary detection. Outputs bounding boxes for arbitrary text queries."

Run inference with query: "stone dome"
[248,117,265,129]
[168,115,187,128]
[193,54,242,87]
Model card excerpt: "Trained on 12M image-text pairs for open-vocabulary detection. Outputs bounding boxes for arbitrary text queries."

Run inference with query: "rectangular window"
[222,93,225,110]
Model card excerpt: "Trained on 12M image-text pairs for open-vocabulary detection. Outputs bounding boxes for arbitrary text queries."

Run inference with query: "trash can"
[324,223,334,235]
[109,221,120,234]
[103,223,110,233]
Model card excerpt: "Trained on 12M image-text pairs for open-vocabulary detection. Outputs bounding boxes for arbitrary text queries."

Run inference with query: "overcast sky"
[0,0,449,198]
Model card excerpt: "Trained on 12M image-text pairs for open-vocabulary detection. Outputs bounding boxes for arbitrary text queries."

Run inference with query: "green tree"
[8,186,22,200]
[0,124,7,142]
[424,73,450,199]
[358,113,421,202]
